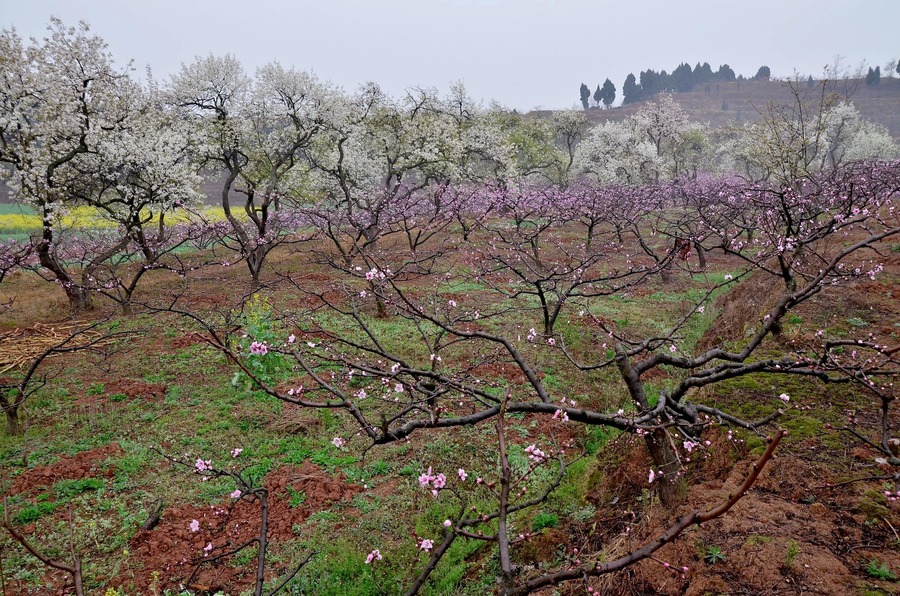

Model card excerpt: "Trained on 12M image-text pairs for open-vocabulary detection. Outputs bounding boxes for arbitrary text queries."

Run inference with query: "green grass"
[866,558,897,581]
[2,213,896,594]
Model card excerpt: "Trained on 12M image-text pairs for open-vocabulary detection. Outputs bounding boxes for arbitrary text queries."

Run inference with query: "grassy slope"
[0,234,898,594]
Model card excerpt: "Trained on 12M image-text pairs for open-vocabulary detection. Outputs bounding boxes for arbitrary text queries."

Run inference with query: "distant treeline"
[580,62,773,109]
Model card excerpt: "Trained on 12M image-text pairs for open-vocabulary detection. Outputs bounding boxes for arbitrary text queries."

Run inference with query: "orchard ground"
[1,228,899,595]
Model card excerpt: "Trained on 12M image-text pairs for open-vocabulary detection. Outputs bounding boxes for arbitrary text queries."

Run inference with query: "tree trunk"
[694,241,707,270]
[247,246,267,291]
[37,240,91,311]
[615,347,686,506]
[644,428,686,506]
[4,407,21,436]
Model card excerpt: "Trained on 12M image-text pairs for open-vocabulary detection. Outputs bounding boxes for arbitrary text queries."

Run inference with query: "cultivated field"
[1,171,899,595]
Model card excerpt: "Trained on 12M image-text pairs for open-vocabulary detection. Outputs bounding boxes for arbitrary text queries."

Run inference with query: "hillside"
[547,78,900,139]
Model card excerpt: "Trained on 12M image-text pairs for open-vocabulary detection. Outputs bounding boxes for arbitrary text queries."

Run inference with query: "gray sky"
[4,0,898,111]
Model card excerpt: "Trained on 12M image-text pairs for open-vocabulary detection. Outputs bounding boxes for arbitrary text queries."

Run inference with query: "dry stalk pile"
[0,322,112,375]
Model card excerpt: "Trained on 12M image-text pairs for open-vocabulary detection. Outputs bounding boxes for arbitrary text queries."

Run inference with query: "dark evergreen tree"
[695,62,714,84]
[807,74,814,88]
[622,72,642,104]
[600,78,616,108]
[672,62,694,91]
[716,64,736,81]
[659,69,672,91]
[593,84,602,108]
[865,66,881,85]
[579,82,590,109]
[754,65,771,80]
[640,69,660,96]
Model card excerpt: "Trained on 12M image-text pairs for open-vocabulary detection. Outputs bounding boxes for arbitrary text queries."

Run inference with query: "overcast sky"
[4,0,898,111]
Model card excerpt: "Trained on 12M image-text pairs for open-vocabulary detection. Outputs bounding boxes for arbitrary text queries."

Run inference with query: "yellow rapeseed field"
[0,206,228,237]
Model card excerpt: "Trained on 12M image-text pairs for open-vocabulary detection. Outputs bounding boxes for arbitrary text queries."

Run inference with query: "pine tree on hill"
[623,73,642,105]
[600,78,616,108]
[716,64,736,82]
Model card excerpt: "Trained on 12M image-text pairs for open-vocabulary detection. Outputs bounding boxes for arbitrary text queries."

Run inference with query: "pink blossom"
[332,437,345,448]
[547,338,556,346]
[419,467,434,488]
[189,519,200,532]
[697,306,705,314]
[231,489,242,499]
[443,519,452,527]
[778,393,790,402]
[648,469,657,483]
[525,444,547,463]
[287,334,296,344]
[458,468,468,481]
[394,383,404,393]
[195,459,211,473]
[365,549,382,564]
[250,341,268,356]
[433,473,447,489]
[203,542,213,556]
[419,538,434,551]
[669,345,677,353]
[231,448,243,458]
[448,299,457,308]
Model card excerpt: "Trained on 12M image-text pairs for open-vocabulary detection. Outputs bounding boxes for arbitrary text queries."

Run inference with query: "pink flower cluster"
[365,268,390,281]
[250,341,268,356]
[365,549,383,564]
[524,444,548,464]
[418,467,468,497]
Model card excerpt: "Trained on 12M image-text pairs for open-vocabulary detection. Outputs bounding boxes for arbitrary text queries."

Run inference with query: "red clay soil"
[9,443,122,497]
[622,453,891,596]
[525,431,900,596]
[107,379,168,401]
[116,460,360,594]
